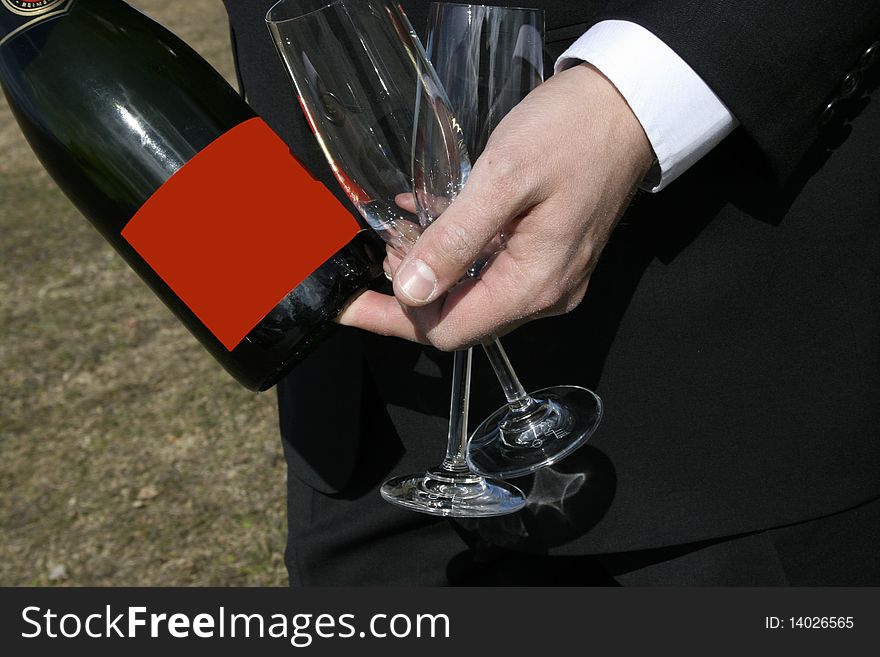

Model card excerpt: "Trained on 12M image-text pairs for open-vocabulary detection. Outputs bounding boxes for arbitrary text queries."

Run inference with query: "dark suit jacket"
[222,0,880,581]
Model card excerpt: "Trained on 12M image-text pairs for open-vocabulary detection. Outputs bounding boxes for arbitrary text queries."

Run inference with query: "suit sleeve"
[593,1,880,184]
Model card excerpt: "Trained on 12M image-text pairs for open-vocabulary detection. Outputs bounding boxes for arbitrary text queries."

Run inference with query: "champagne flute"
[427,3,604,480]
[267,0,525,517]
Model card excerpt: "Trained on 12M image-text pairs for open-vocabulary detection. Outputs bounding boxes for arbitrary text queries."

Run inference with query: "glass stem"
[441,348,473,473]
[482,338,538,414]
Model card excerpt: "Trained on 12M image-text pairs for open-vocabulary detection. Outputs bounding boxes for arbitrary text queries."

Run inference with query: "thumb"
[393,159,529,306]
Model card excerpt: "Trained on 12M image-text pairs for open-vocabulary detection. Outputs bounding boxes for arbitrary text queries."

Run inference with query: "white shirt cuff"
[555,20,738,192]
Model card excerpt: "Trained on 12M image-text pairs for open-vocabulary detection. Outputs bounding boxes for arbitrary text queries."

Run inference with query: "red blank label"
[121,117,359,351]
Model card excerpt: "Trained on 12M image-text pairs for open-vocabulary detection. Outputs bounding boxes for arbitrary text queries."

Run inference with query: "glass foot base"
[380,467,526,517]
[466,385,603,479]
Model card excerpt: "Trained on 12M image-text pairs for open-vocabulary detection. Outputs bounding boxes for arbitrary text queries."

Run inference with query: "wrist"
[564,62,655,186]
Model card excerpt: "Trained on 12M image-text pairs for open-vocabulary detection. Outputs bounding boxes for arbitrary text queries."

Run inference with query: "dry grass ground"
[0,0,288,586]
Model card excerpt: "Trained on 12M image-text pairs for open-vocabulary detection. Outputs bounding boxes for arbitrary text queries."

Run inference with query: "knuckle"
[483,139,545,199]
[550,279,590,316]
[481,150,520,184]
[430,221,473,266]
[562,293,584,315]
[474,149,523,196]
[531,279,566,313]
[496,166,533,205]
[426,330,458,352]
[561,289,586,315]
[424,318,475,351]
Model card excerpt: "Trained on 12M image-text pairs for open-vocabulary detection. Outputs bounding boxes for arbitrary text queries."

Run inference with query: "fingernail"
[396,258,437,303]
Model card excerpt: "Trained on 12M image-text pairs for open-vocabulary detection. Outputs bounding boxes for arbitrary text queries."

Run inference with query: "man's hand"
[338,63,654,350]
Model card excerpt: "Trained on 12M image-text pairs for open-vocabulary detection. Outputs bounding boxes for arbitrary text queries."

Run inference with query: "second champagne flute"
[426,3,604,480]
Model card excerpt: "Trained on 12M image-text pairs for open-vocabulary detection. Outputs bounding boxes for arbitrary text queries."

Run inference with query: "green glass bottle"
[0,0,382,391]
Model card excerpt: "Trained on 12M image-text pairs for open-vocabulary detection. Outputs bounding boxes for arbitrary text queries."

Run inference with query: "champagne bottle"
[0,0,382,391]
